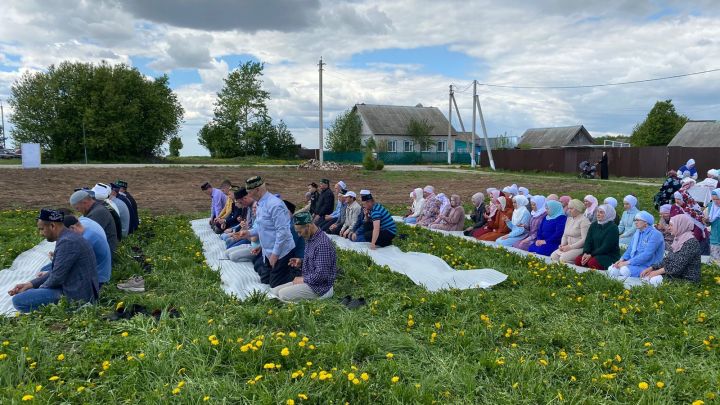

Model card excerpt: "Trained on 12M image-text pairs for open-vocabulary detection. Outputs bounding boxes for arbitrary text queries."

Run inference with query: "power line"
[477,68,720,89]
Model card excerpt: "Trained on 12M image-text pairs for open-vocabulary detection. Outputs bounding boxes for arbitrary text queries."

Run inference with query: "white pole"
[318,57,325,163]
[447,85,452,165]
[475,93,495,170]
[0,100,5,150]
[471,80,477,168]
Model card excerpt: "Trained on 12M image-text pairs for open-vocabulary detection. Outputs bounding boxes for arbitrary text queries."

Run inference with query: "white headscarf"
[411,188,425,216]
[511,195,529,225]
[437,193,450,214]
[530,195,547,218]
[518,187,530,197]
[687,158,696,168]
[623,195,638,210]
[603,197,618,208]
[597,204,616,225]
[708,188,720,223]
[471,192,485,206]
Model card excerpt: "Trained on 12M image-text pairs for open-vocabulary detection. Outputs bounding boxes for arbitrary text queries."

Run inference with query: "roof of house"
[354,104,457,137]
[518,125,594,148]
[667,120,720,147]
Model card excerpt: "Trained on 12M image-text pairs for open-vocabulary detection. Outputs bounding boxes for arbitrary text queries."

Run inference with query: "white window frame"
[387,140,397,152]
[403,140,414,152]
[436,141,446,152]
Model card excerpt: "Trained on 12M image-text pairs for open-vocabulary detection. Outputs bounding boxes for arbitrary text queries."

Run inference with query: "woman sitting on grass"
[655,204,674,252]
[464,192,486,236]
[528,200,567,256]
[583,195,599,223]
[429,194,466,232]
[549,199,589,263]
[403,188,425,224]
[472,190,500,239]
[513,195,547,251]
[575,204,620,270]
[497,195,530,247]
[478,196,514,242]
[640,213,701,286]
[618,195,640,246]
[607,211,665,280]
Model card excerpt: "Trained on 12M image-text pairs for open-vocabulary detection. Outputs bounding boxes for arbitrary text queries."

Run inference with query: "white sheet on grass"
[391,216,660,289]
[328,235,507,291]
[0,240,54,316]
[190,219,270,300]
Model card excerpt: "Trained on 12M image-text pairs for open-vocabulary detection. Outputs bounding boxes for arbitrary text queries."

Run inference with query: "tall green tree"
[325,109,362,152]
[406,118,434,151]
[10,61,183,161]
[199,61,295,157]
[630,100,688,146]
[168,136,183,157]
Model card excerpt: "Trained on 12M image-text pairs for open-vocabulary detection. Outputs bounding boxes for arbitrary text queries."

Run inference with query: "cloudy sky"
[1,0,719,155]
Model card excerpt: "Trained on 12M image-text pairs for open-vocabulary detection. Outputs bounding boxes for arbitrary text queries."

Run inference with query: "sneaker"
[117,276,145,292]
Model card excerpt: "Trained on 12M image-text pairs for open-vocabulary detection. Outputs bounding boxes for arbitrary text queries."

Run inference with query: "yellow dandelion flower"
[361,372,369,381]
[102,361,111,370]
[177,381,185,388]
[0,354,7,361]
[281,347,290,356]
[121,331,129,337]
[298,393,308,400]
[347,373,355,381]
[391,376,400,383]
[691,401,704,405]
[172,387,180,395]
[34,385,42,392]
[638,382,649,390]
[539,359,548,367]
[656,381,665,388]
[22,394,34,401]
[386,352,394,359]
[286,400,295,405]
[56,353,65,361]
[76,386,85,393]
[49,376,60,381]
[203,396,210,401]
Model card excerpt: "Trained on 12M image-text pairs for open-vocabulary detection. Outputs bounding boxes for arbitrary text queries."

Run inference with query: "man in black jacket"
[70,189,119,255]
[313,178,334,226]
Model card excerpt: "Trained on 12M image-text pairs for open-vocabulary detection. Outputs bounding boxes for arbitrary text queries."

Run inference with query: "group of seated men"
[202,176,348,302]
[8,181,140,312]
[404,182,710,286]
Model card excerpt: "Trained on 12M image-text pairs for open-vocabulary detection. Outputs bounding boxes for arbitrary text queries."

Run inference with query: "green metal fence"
[323,151,473,165]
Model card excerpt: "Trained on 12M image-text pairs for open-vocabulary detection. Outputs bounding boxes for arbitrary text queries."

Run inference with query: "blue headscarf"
[629,211,655,257]
[546,200,564,219]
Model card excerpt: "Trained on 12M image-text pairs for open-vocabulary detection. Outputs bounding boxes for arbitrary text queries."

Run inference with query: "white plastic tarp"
[190,219,269,300]
[0,240,54,316]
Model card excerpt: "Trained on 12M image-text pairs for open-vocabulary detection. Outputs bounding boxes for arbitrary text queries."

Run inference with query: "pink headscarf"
[488,189,501,217]
[559,196,571,206]
[670,214,696,253]
[583,195,598,220]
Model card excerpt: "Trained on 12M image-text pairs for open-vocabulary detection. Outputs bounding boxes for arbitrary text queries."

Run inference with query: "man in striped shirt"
[361,193,397,249]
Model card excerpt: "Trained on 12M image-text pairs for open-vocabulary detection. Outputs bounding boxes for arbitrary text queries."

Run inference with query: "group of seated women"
[403,183,716,286]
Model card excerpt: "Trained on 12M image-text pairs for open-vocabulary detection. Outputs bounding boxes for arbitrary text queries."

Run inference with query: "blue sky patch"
[345,45,479,79]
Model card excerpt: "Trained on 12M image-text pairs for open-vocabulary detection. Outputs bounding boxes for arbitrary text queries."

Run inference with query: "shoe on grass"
[346,297,366,310]
[340,295,352,306]
[117,276,145,292]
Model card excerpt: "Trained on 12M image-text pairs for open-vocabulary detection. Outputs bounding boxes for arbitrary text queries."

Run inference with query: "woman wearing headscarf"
[640,214,701,286]
[549,199,590,263]
[518,187,530,197]
[608,211,665,280]
[583,195,598,223]
[575,204,620,270]
[513,195,547,251]
[603,197,620,225]
[655,204,674,251]
[502,185,518,200]
[464,192,487,236]
[472,189,501,239]
[497,195,531,247]
[618,195,640,246]
[559,196,571,214]
[547,194,559,201]
[671,190,710,254]
[478,196,514,241]
[403,188,425,224]
[430,194,466,232]
[417,186,441,227]
[678,158,698,180]
[704,188,720,263]
[436,193,451,217]
[653,170,682,210]
[528,200,568,256]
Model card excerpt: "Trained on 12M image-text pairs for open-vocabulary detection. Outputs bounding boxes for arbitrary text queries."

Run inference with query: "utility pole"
[471,80,477,168]
[318,56,325,164]
[0,99,5,150]
[475,90,496,170]
[447,85,453,165]
[82,120,88,164]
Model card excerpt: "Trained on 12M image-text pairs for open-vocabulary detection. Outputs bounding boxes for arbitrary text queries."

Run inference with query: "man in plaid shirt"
[271,212,338,302]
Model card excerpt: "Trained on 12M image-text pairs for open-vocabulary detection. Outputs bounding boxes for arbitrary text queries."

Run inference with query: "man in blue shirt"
[361,193,397,249]
[608,210,665,280]
[8,209,99,313]
[235,176,296,287]
[64,215,112,287]
[201,181,229,230]
[319,180,347,232]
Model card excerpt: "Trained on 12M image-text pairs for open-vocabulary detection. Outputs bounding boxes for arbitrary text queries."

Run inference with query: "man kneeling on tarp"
[361,192,397,249]
[8,209,99,313]
[271,212,337,302]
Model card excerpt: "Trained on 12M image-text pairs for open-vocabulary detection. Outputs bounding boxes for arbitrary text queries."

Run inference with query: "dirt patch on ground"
[0,167,611,214]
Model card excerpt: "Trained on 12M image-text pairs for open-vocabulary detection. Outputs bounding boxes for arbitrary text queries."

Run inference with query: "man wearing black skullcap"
[115,180,139,233]
[8,209,99,313]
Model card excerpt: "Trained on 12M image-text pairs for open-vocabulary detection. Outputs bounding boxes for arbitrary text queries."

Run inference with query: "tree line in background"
[198,61,296,158]
[10,61,184,162]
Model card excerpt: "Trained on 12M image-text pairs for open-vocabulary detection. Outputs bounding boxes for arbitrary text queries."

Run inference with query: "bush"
[362,150,384,170]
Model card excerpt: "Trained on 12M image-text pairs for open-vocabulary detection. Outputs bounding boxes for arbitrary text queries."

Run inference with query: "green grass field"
[1,176,718,404]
